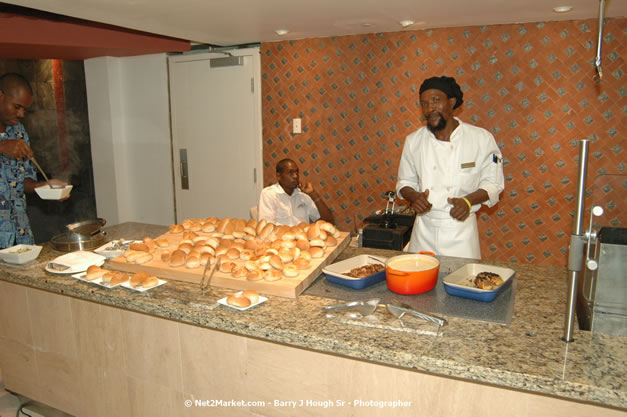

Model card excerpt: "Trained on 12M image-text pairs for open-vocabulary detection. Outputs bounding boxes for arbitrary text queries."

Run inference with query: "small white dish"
[0,244,42,264]
[34,184,73,200]
[120,279,167,292]
[45,251,106,274]
[71,272,125,288]
[218,292,268,310]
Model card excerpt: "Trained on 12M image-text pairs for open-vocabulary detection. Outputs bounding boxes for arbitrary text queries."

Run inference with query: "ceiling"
[2,0,626,56]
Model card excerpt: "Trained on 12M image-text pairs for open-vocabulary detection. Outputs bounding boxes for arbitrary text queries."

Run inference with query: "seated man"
[258,159,334,226]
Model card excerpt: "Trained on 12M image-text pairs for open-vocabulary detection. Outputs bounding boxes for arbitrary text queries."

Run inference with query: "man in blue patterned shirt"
[0,73,67,248]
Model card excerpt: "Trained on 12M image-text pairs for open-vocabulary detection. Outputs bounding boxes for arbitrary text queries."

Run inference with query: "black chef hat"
[419,76,464,109]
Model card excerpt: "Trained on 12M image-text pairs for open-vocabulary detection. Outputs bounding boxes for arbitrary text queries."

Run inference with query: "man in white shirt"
[396,75,504,259]
[258,159,334,226]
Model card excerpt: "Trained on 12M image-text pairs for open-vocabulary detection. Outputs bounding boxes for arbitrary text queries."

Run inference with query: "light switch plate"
[293,118,302,134]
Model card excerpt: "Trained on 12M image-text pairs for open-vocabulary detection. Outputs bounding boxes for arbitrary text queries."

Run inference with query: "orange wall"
[261,18,625,266]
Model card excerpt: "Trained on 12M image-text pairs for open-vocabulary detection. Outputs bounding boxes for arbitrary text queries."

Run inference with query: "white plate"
[120,279,167,292]
[71,271,125,288]
[218,292,268,310]
[45,251,106,274]
[94,240,141,259]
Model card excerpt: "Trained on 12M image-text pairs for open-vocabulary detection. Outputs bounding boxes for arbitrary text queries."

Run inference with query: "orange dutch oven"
[385,251,440,295]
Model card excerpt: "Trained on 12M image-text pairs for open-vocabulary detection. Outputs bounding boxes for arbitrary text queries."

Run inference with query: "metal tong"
[30,156,63,188]
[200,258,221,295]
[386,301,447,327]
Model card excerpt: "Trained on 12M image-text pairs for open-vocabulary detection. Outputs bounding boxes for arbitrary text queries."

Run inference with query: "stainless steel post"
[563,139,590,342]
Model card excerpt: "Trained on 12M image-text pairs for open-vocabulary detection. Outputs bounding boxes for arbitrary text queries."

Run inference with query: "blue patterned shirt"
[0,123,37,248]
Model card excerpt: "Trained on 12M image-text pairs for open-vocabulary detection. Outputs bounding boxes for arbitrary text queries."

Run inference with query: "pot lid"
[66,218,106,236]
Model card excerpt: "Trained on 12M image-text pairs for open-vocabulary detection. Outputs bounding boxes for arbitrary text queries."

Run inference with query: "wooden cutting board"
[108,231,351,298]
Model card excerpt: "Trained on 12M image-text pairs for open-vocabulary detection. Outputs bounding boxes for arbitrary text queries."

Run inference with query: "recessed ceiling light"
[553,6,573,13]
[399,20,414,28]
[361,23,373,27]
[275,29,289,36]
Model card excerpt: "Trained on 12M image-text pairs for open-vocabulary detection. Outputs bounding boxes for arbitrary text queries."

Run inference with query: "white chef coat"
[396,118,504,258]
[258,183,321,226]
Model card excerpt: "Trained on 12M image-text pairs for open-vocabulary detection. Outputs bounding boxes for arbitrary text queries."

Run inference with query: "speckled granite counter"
[0,222,625,410]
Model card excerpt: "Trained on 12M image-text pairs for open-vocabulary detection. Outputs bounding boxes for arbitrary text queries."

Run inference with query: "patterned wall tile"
[261,18,625,266]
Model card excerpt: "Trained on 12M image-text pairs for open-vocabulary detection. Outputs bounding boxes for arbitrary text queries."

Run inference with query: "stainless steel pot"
[50,231,105,252]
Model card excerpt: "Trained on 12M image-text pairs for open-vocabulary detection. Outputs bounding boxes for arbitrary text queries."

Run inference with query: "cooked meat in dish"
[474,271,504,290]
[344,264,385,278]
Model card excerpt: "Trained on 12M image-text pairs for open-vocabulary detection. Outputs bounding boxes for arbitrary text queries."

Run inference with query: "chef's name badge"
[460,162,475,169]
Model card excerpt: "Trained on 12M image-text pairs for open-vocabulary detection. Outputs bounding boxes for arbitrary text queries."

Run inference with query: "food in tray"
[85,265,108,281]
[343,264,385,278]
[121,217,342,283]
[473,271,504,290]
[101,271,129,286]
[130,271,159,289]
[9,247,31,254]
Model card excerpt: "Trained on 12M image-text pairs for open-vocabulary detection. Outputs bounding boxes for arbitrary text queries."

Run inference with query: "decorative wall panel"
[261,19,625,266]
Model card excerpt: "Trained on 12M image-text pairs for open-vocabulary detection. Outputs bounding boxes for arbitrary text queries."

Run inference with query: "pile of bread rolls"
[84,266,159,289]
[123,217,341,283]
[226,289,260,308]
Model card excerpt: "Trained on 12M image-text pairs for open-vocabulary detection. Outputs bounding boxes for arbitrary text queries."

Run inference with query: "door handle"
[179,148,189,190]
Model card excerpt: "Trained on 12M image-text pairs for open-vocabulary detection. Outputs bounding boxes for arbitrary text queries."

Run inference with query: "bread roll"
[185,256,200,269]
[243,218,257,236]
[307,223,321,240]
[319,221,336,234]
[294,231,308,241]
[130,242,150,252]
[255,218,267,235]
[160,251,171,262]
[258,223,275,240]
[135,252,153,265]
[169,250,186,267]
[296,239,310,251]
[124,250,143,263]
[143,237,156,251]
[85,265,105,281]
[278,248,294,263]
[242,290,259,304]
[178,242,193,254]
[156,238,169,248]
[142,276,159,289]
[200,252,211,266]
[298,250,312,260]
[130,271,150,287]
[226,248,240,260]
[204,216,219,224]
[189,222,202,232]
[201,222,216,233]
[269,255,284,270]
[240,249,254,260]
[310,247,324,258]
[294,257,311,270]
[219,261,236,273]
[326,235,338,247]
[216,217,231,234]
[226,295,251,308]
[109,272,129,286]
[247,269,263,281]
[169,224,184,234]
[282,264,299,278]
[205,237,220,249]
[231,265,247,278]
[263,269,282,282]
[309,239,326,248]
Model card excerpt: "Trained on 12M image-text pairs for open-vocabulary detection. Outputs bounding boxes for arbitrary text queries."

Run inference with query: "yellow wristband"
[461,197,472,211]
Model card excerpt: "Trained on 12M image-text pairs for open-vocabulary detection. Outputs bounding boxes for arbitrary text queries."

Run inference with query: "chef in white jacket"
[396,76,504,259]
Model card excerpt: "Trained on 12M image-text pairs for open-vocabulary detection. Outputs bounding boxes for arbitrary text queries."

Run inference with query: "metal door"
[168,48,262,221]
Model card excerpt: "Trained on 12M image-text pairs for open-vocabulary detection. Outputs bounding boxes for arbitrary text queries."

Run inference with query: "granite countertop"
[1,222,624,409]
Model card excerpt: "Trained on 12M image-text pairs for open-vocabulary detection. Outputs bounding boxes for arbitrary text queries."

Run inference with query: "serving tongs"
[200,258,221,295]
[386,301,447,327]
[323,298,381,317]
[29,156,64,189]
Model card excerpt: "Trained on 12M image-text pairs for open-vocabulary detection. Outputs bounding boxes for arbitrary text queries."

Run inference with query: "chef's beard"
[427,112,447,133]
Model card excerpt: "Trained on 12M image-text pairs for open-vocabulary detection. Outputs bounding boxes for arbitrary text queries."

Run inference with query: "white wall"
[84,54,175,226]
